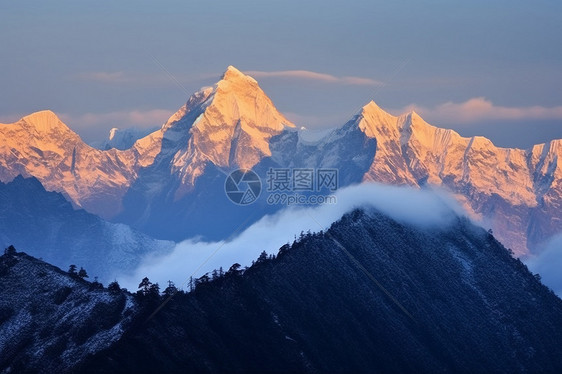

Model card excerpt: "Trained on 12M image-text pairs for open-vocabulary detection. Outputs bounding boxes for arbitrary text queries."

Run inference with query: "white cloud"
[74,68,383,87]
[60,109,173,129]
[393,97,562,124]
[245,70,383,86]
[526,234,562,297]
[117,183,465,291]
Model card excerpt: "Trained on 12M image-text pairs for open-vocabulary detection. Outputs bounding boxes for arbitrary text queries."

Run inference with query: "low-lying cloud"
[526,234,562,297]
[118,183,465,291]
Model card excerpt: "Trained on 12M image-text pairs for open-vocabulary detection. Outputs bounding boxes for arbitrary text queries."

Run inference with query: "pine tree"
[78,267,89,279]
[227,263,242,276]
[163,280,178,297]
[90,276,103,289]
[149,283,160,298]
[199,273,210,284]
[138,277,152,296]
[68,264,77,275]
[108,281,121,293]
[4,245,16,256]
[279,243,290,255]
[257,250,268,263]
[188,276,195,292]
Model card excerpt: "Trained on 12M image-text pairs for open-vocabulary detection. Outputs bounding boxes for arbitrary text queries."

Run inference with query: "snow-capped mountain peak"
[20,110,75,136]
[89,127,158,151]
[2,67,562,256]
[356,101,398,138]
[108,127,119,140]
[221,65,258,84]
[163,66,295,176]
[362,100,389,115]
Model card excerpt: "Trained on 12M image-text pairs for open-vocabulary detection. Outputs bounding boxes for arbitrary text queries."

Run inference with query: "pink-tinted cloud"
[59,109,174,129]
[393,97,562,124]
[74,68,383,87]
[245,70,383,86]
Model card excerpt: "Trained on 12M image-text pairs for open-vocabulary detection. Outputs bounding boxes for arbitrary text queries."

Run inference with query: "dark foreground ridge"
[86,210,562,373]
[0,249,137,373]
[2,209,562,373]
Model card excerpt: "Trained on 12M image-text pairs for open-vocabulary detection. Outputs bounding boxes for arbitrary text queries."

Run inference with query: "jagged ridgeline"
[3,208,562,373]
[1,66,561,255]
[0,176,174,283]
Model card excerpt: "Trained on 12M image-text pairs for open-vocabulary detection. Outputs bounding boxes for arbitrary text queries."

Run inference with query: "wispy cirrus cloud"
[245,70,383,86]
[393,97,562,124]
[527,233,562,297]
[73,68,383,87]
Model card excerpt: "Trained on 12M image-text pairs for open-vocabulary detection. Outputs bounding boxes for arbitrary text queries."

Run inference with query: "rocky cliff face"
[0,110,138,217]
[0,66,294,218]
[1,67,560,255]
[345,101,562,255]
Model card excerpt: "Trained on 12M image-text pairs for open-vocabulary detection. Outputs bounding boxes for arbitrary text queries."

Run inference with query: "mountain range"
[0,176,173,282]
[2,207,562,373]
[90,126,158,151]
[1,66,561,255]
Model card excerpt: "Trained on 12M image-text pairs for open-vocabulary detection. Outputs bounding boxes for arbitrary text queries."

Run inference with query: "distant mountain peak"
[221,65,256,84]
[108,127,119,141]
[408,109,422,120]
[355,100,397,138]
[22,109,58,121]
[20,110,71,134]
[216,66,260,95]
[362,100,387,113]
[3,70,562,257]
[360,100,396,121]
[161,66,294,172]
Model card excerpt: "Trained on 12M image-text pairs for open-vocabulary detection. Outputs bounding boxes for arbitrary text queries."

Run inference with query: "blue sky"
[1,0,561,147]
